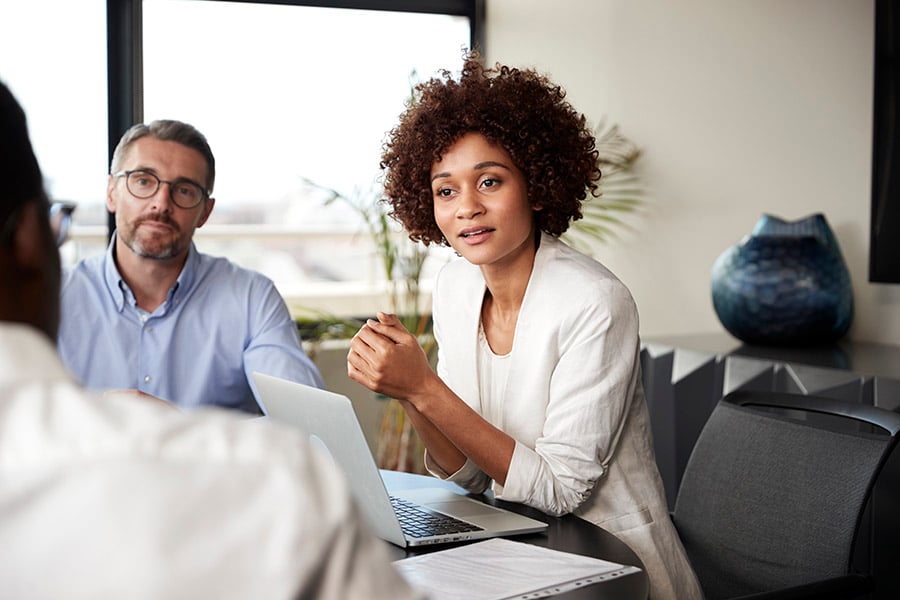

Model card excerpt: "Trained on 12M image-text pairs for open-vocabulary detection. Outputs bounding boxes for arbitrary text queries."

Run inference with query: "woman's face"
[430,132,538,272]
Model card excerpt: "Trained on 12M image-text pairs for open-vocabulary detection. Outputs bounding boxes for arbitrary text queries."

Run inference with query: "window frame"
[106,0,484,236]
[103,0,483,316]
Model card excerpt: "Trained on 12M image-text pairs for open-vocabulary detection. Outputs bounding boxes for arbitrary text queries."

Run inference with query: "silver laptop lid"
[252,372,407,546]
[252,372,548,547]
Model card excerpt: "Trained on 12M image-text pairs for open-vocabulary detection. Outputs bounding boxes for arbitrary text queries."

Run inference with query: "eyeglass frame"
[50,201,77,247]
[1,198,72,249]
[111,169,211,209]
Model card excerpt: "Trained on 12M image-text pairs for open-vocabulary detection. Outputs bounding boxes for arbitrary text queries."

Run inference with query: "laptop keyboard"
[390,495,485,539]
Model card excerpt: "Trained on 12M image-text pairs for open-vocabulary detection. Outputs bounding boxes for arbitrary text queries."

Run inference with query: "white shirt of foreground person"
[0,323,421,600]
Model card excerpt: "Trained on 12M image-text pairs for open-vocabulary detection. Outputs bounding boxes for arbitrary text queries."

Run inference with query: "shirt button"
[144,375,152,383]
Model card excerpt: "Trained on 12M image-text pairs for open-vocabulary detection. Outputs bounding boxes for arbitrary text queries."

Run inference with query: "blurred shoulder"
[61,252,105,288]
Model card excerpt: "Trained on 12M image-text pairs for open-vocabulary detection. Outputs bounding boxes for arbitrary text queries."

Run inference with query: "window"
[131,0,478,317]
[0,0,108,269]
[3,0,479,319]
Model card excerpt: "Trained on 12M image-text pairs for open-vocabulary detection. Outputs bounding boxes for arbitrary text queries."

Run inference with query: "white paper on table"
[393,537,642,600]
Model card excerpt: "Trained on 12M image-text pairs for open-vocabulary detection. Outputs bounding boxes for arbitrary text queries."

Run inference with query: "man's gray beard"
[125,236,180,260]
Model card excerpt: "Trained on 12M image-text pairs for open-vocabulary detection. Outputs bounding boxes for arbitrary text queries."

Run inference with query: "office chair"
[672,389,900,600]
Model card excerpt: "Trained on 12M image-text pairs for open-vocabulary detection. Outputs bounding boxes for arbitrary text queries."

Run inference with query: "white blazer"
[429,233,703,600]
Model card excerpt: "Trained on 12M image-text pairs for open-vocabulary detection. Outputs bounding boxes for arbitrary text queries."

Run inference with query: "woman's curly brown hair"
[380,52,601,246]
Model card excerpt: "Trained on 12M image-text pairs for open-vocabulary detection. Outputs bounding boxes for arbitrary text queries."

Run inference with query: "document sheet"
[393,537,642,600]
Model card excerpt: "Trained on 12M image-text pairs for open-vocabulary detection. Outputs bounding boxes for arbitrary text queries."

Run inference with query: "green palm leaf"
[562,119,644,253]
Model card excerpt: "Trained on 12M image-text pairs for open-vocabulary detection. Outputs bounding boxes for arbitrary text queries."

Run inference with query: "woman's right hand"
[346,312,436,401]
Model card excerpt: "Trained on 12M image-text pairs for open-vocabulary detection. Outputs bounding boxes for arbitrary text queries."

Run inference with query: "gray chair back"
[672,389,900,599]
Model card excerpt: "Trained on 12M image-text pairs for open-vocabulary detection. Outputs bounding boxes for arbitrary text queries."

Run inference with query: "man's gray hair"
[110,119,216,193]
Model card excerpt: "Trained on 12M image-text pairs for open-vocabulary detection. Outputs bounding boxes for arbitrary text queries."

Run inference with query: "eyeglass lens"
[49,202,76,247]
[125,171,204,208]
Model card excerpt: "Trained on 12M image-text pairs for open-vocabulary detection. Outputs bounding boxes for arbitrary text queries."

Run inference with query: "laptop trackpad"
[396,487,498,517]
[428,499,499,517]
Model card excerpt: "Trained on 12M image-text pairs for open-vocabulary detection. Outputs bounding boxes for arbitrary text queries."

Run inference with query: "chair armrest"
[734,573,872,600]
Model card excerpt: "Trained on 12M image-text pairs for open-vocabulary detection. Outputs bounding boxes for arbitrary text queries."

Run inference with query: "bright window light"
[0,0,108,269]
[141,0,469,316]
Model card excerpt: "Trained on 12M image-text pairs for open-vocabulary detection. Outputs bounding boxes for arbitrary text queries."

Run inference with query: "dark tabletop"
[382,470,649,600]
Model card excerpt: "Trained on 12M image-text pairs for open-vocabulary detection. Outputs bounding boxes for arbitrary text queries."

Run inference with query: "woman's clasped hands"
[347,312,435,403]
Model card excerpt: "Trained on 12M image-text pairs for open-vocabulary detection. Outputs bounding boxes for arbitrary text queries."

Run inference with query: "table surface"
[644,332,900,378]
[382,470,649,600]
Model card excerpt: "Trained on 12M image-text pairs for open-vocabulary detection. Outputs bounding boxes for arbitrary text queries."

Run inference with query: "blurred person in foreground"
[0,79,420,600]
[57,118,321,415]
[348,53,703,599]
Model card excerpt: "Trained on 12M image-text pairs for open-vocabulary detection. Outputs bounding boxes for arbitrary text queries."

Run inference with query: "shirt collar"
[102,233,127,312]
[101,232,199,313]
[176,241,199,300]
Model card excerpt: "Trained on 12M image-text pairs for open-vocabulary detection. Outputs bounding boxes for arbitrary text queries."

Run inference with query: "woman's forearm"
[406,377,516,486]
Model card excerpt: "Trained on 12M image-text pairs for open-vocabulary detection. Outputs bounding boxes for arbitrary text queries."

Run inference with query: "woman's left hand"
[347,312,435,401]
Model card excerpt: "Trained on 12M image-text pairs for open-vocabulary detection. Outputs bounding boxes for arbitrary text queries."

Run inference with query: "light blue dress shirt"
[57,235,323,414]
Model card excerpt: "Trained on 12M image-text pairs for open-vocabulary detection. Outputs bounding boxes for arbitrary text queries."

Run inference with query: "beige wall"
[483,0,899,344]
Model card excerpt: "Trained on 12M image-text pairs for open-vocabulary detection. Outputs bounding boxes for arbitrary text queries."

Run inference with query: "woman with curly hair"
[348,53,702,599]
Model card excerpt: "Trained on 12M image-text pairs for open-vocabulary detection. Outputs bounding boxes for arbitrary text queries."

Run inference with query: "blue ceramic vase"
[710,213,853,345]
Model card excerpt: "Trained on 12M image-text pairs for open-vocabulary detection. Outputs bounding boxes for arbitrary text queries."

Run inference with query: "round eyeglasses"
[1,200,75,248]
[112,169,209,209]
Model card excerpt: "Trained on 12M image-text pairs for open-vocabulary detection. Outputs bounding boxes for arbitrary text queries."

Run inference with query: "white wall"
[484,0,900,344]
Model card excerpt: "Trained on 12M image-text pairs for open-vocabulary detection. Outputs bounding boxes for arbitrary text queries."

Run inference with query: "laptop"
[252,372,548,547]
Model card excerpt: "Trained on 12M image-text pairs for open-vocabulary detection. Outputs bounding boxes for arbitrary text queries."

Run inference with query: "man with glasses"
[57,119,322,414]
[0,79,420,600]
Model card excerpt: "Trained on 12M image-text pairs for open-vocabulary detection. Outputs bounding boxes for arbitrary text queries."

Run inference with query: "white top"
[427,233,703,600]
[477,320,512,430]
[0,323,422,600]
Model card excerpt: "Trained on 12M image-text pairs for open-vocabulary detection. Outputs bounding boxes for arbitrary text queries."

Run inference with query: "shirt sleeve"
[424,453,492,494]
[0,369,422,600]
[242,279,324,413]
[281,431,425,600]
